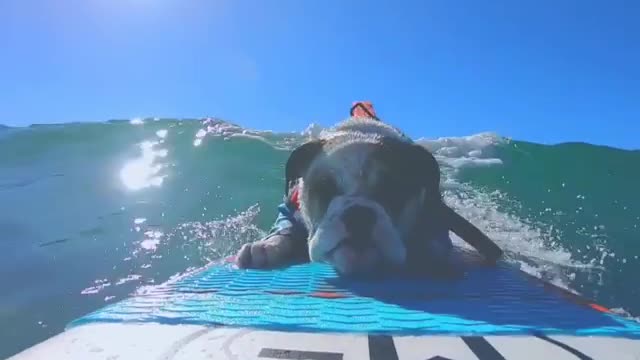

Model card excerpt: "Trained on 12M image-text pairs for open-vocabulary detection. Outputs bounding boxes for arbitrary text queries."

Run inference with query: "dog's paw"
[236,234,295,269]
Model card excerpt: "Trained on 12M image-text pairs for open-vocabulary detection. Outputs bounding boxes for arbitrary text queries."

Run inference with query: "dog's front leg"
[236,228,308,269]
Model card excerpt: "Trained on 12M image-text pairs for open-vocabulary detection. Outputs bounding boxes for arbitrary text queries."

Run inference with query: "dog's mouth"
[324,236,371,258]
[320,238,383,275]
[326,236,375,257]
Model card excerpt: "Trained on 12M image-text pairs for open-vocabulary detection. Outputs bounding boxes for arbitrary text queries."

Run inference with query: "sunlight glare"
[120,140,168,190]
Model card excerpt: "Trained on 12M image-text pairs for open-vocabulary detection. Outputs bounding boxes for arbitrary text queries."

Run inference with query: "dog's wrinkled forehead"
[310,135,383,192]
[285,117,440,202]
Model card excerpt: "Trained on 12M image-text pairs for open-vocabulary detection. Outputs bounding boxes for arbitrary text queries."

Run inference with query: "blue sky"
[1,0,638,149]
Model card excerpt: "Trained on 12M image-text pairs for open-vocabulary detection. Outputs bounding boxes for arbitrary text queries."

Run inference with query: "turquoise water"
[1,118,638,357]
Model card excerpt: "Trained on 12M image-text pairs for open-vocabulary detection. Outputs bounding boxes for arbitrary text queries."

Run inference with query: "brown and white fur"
[236,116,466,275]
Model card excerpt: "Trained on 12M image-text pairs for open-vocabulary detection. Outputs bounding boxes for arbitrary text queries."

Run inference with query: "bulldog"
[236,116,502,275]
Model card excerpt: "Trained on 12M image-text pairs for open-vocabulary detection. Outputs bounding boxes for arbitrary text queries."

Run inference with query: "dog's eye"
[315,176,339,198]
[373,172,413,213]
[310,175,340,215]
[373,177,395,203]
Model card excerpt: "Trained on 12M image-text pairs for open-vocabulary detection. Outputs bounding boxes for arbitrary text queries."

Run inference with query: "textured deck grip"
[70,261,640,339]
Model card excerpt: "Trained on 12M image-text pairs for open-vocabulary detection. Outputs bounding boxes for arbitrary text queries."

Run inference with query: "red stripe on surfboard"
[518,268,612,313]
[589,303,611,313]
[311,292,348,299]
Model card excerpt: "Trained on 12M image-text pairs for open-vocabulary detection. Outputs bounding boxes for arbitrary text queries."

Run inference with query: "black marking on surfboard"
[426,357,455,360]
[368,335,398,360]
[461,336,506,360]
[534,333,594,360]
[258,347,343,360]
[39,238,71,247]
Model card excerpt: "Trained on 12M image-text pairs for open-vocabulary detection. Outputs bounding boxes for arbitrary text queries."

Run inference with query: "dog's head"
[285,118,444,275]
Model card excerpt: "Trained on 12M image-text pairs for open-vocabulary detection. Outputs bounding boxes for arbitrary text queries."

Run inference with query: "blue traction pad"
[70,261,640,338]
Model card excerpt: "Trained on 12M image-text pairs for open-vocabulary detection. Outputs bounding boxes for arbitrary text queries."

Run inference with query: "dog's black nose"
[342,205,376,242]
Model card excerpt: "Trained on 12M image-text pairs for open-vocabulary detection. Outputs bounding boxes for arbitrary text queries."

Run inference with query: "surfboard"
[10,252,640,359]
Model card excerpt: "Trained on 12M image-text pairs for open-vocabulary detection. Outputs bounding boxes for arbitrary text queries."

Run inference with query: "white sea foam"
[193,118,263,143]
[416,132,505,171]
[301,123,325,138]
[156,129,168,139]
[418,131,598,290]
[172,204,265,263]
[115,274,142,286]
[442,182,590,287]
[80,279,111,295]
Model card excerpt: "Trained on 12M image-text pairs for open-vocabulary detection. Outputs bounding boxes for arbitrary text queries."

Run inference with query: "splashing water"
[1,117,639,358]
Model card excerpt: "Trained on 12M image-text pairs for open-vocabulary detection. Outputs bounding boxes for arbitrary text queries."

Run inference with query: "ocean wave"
[2,117,638,358]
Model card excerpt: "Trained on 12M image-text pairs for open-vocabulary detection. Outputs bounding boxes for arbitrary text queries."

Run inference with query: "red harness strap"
[289,186,301,210]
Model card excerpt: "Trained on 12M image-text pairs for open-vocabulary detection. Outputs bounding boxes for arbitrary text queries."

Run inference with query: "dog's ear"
[375,139,441,205]
[402,145,504,263]
[385,141,441,202]
[284,140,325,194]
[407,143,441,202]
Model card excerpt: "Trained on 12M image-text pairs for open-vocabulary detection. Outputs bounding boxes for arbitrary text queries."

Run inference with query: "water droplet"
[156,129,168,139]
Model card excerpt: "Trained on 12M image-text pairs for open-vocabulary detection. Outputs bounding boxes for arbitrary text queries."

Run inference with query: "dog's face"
[285,118,442,275]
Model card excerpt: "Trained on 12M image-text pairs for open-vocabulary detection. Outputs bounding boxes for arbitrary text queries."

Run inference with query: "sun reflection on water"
[120,131,169,190]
